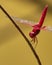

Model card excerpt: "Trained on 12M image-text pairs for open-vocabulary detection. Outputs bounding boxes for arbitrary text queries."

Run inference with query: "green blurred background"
[0,0,52,65]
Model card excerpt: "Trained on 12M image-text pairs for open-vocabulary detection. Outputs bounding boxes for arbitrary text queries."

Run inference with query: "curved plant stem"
[0,5,42,65]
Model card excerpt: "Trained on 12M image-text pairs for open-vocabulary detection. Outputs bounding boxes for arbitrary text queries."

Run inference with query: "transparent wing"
[45,26,52,31]
[42,26,52,32]
[11,16,37,27]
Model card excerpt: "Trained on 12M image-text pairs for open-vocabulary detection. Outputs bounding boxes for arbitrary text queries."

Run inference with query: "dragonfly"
[11,5,52,46]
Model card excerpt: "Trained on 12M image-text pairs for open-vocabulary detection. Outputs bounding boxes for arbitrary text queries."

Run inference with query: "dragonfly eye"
[29,32,35,38]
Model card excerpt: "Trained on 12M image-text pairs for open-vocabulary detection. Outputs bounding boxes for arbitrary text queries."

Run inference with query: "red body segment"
[39,5,48,27]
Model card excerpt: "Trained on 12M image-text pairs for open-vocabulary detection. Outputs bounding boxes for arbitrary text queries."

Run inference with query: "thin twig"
[0,5,42,65]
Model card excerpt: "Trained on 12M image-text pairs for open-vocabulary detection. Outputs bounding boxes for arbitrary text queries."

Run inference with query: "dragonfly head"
[29,32,35,38]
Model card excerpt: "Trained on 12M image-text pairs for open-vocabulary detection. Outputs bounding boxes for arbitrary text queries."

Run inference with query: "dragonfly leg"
[31,37,35,43]
[31,37,38,48]
[35,37,38,48]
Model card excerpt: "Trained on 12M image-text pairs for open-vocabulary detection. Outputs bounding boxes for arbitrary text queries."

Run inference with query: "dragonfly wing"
[41,26,52,32]
[11,16,36,27]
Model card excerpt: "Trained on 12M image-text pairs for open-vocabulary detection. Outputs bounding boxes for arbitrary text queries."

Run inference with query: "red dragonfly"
[11,5,52,45]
